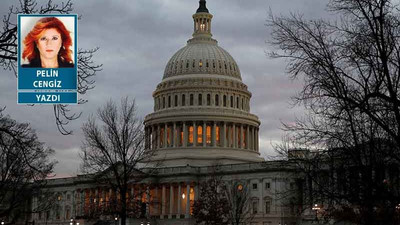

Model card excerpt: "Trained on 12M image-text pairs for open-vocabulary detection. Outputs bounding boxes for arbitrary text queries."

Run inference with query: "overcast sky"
[0,0,331,177]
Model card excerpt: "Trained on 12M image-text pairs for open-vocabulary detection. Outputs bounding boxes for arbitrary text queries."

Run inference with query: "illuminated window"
[198,94,202,106]
[237,127,240,147]
[206,125,211,144]
[182,94,186,106]
[199,60,203,67]
[189,126,194,144]
[160,128,164,146]
[225,125,229,146]
[200,23,205,31]
[180,129,183,146]
[197,126,203,144]
[190,94,194,106]
[243,129,246,148]
[57,195,62,201]
[216,126,220,145]
[215,94,219,106]
[207,94,211,106]
[167,127,171,146]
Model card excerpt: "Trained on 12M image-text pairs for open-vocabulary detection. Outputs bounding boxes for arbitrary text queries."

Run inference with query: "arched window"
[163,97,166,108]
[158,98,161,110]
[160,127,164,147]
[182,94,186,106]
[199,60,203,67]
[197,126,203,144]
[190,94,194,106]
[206,125,211,144]
[207,94,211,106]
[236,96,239,108]
[198,94,202,106]
[175,95,178,107]
[168,96,171,108]
[215,94,219,106]
[242,98,244,110]
[179,126,183,146]
[223,95,227,107]
[188,126,194,145]
[216,125,220,146]
[230,96,234,108]
[167,126,171,146]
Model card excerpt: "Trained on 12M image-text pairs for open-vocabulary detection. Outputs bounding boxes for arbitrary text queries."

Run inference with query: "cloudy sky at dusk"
[0,0,331,177]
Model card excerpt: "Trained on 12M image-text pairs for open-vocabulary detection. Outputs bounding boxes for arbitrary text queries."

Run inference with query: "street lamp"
[114,217,118,225]
[1,221,4,225]
[312,204,321,222]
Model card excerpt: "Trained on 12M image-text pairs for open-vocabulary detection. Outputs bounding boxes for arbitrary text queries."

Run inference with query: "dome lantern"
[192,0,213,39]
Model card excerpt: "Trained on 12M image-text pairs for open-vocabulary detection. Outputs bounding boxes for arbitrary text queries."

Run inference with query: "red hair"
[22,17,73,63]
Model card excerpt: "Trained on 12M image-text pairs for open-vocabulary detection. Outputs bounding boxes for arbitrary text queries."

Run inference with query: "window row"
[145,123,259,151]
[155,93,250,111]
[165,58,238,75]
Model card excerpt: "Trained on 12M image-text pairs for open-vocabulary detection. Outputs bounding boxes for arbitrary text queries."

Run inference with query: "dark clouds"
[0,0,329,177]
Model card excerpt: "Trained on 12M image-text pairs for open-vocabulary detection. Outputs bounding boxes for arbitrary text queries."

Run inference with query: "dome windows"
[198,94,203,106]
[190,94,194,106]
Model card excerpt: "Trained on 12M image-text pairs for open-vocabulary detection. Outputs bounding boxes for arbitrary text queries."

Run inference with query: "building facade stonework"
[29,1,305,225]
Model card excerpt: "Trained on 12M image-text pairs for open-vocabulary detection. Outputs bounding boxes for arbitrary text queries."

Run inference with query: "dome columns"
[145,121,259,152]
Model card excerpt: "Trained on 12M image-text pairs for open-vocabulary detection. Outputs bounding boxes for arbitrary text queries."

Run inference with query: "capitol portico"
[28,1,303,225]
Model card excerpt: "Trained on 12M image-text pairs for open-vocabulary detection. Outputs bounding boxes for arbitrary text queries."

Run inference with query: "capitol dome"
[163,41,241,80]
[144,0,263,167]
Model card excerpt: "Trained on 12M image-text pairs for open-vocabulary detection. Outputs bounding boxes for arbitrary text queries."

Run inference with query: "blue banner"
[18,92,77,104]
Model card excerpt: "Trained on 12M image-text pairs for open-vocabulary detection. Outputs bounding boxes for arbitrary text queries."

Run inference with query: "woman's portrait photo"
[20,16,75,68]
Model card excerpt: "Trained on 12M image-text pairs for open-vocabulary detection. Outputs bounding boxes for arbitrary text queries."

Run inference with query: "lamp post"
[1,221,4,225]
[312,204,321,223]
[70,218,73,225]
[114,217,118,225]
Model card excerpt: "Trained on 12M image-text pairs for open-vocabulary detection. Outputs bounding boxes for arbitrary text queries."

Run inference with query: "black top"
[196,0,209,13]
[21,57,74,68]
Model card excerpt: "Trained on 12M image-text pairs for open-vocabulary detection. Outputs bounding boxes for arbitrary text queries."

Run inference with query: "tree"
[80,97,157,225]
[225,181,253,225]
[0,0,102,135]
[192,175,230,225]
[0,107,56,223]
[268,0,400,224]
[193,172,254,225]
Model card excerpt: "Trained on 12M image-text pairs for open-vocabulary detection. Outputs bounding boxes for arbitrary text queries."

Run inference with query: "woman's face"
[36,28,62,61]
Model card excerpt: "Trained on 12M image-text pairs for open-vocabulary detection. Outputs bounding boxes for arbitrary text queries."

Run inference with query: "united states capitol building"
[29,1,311,225]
